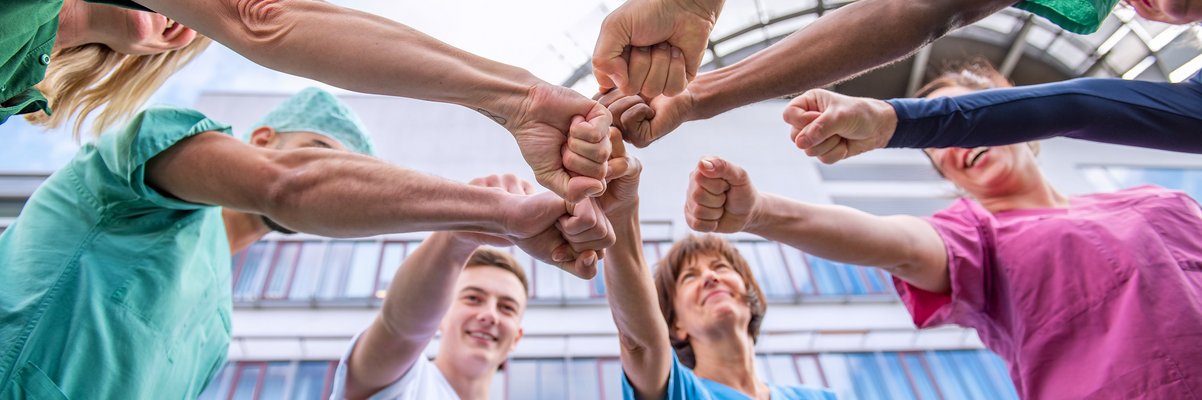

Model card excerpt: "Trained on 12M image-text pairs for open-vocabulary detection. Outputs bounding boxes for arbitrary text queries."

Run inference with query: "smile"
[466,330,497,342]
[701,291,731,305]
[964,148,990,169]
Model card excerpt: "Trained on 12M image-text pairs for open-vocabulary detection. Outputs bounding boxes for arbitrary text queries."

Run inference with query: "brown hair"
[465,247,530,299]
[653,235,766,369]
[25,35,212,139]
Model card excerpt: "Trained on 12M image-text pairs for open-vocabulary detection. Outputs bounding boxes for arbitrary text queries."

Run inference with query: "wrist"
[469,69,544,130]
[430,231,482,257]
[743,192,775,234]
[870,98,898,148]
[666,0,724,19]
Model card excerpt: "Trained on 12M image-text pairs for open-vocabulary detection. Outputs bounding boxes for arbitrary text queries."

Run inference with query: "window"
[1081,166,1202,200]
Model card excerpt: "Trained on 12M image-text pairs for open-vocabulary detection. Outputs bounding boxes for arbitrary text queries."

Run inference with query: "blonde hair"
[25,35,211,139]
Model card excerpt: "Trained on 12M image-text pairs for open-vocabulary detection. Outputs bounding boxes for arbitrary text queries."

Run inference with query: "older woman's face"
[90,4,197,55]
[671,252,753,343]
[923,86,1044,200]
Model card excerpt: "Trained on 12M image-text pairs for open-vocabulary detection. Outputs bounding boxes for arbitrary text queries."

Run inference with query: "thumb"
[796,111,840,150]
[697,156,750,185]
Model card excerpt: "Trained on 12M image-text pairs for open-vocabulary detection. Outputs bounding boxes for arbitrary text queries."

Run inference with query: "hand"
[596,88,695,148]
[487,175,611,279]
[684,156,759,233]
[593,0,723,97]
[597,127,643,217]
[508,83,613,203]
[784,89,897,164]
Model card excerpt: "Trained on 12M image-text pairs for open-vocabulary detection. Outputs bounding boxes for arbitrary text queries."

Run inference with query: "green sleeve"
[94,106,233,211]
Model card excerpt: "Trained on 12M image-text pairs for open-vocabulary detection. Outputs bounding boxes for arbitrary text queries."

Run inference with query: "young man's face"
[438,266,527,374]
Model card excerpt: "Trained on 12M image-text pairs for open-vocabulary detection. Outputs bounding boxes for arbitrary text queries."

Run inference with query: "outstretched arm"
[134,0,611,202]
[344,231,480,399]
[145,132,607,277]
[684,156,951,293]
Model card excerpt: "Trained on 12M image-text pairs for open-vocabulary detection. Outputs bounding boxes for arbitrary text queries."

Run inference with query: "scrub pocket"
[12,362,68,400]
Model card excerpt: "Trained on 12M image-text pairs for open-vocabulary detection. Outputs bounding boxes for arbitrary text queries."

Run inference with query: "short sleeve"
[92,106,232,211]
[621,352,705,400]
[328,332,453,400]
[893,199,997,329]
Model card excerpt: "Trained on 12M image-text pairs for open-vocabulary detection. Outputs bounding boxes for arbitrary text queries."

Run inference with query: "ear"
[509,327,524,353]
[248,126,278,148]
[671,320,689,342]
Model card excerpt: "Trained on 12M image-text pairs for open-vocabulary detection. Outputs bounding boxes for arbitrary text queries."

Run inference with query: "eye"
[501,304,518,314]
[464,294,482,304]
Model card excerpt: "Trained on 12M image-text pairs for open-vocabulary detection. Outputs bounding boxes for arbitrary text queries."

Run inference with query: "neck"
[53,0,92,50]
[222,209,270,254]
[690,327,766,398]
[977,175,1070,214]
[433,357,496,400]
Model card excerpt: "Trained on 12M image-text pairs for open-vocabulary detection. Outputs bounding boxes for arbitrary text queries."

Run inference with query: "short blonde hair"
[466,248,530,299]
[25,35,211,139]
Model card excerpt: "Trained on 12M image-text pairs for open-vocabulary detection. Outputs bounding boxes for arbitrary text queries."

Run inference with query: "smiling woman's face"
[922,86,1044,200]
[670,252,753,343]
[1126,0,1202,24]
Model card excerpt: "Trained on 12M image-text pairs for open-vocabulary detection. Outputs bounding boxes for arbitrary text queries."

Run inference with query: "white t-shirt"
[328,333,459,400]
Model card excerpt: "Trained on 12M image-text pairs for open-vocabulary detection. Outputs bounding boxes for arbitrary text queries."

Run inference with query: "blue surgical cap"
[245,87,376,156]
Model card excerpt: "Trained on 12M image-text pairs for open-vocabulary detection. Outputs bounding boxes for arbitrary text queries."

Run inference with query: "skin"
[55,0,196,55]
[596,143,771,399]
[345,221,528,399]
[593,0,725,98]
[129,0,611,202]
[146,127,612,278]
[596,0,1020,148]
[679,87,1070,295]
[1126,0,1202,24]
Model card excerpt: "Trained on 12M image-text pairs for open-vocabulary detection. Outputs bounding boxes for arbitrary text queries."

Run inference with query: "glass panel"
[375,242,407,299]
[592,260,608,298]
[924,350,970,399]
[263,242,302,299]
[290,361,332,400]
[817,354,856,399]
[755,242,796,299]
[507,360,538,400]
[288,242,328,301]
[755,355,771,383]
[979,351,1020,400]
[233,242,271,301]
[231,363,264,399]
[845,353,887,400]
[949,351,999,398]
[538,359,568,399]
[643,242,662,267]
[781,247,816,295]
[877,353,918,399]
[344,241,383,299]
[856,266,888,294]
[599,359,624,400]
[197,363,234,400]
[535,260,564,301]
[900,353,941,400]
[836,263,867,295]
[795,355,827,387]
[491,367,507,400]
[568,359,601,400]
[734,242,772,297]
[259,362,291,399]
[767,355,801,387]
[316,242,355,299]
[806,256,847,295]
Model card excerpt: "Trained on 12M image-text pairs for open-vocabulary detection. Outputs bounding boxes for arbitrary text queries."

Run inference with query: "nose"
[701,270,720,288]
[476,307,498,326]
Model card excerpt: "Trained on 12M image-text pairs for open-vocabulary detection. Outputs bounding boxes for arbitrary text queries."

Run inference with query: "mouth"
[701,291,731,305]
[466,330,498,343]
[963,148,990,169]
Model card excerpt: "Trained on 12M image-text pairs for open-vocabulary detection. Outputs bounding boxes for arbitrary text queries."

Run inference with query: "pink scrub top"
[894,185,1202,399]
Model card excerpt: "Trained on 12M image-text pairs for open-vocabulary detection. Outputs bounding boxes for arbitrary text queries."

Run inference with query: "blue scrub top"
[622,353,836,400]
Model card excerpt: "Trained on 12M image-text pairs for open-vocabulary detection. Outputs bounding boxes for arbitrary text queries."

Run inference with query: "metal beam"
[906,46,932,96]
[999,13,1035,77]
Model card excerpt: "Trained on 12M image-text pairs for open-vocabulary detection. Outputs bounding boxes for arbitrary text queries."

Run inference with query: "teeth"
[166,19,176,29]
[966,148,988,168]
[468,332,496,341]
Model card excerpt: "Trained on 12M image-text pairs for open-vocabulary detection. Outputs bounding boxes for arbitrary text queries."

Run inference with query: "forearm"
[140,0,540,122]
[686,0,1010,120]
[603,208,672,398]
[254,150,517,237]
[886,76,1202,153]
[747,193,949,292]
[350,232,477,397]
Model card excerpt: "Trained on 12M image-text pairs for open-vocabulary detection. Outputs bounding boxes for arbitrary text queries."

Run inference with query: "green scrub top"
[0,0,149,125]
[0,107,234,399]
[1015,0,1121,34]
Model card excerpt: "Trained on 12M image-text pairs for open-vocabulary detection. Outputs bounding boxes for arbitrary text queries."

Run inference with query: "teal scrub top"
[0,0,148,125]
[1015,0,1121,34]
[0,107,234,399]
[622,353,837,400]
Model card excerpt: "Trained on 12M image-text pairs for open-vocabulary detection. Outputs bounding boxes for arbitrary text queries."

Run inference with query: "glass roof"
[2,0,1199,172]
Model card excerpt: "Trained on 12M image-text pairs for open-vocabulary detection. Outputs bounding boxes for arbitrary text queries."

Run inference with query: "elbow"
[226,0,296,50]
[258,153,320,224]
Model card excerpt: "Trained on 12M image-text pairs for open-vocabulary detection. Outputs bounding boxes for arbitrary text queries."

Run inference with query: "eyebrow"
[461,286,522,306]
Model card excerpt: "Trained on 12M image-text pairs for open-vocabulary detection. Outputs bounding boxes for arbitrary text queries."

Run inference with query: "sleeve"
[885,71,1202,154]
[93,106,232,211]
[620,352,704,400]
[892,199,998,329]
[1011,0,1119,34]
[328,332,433,400]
